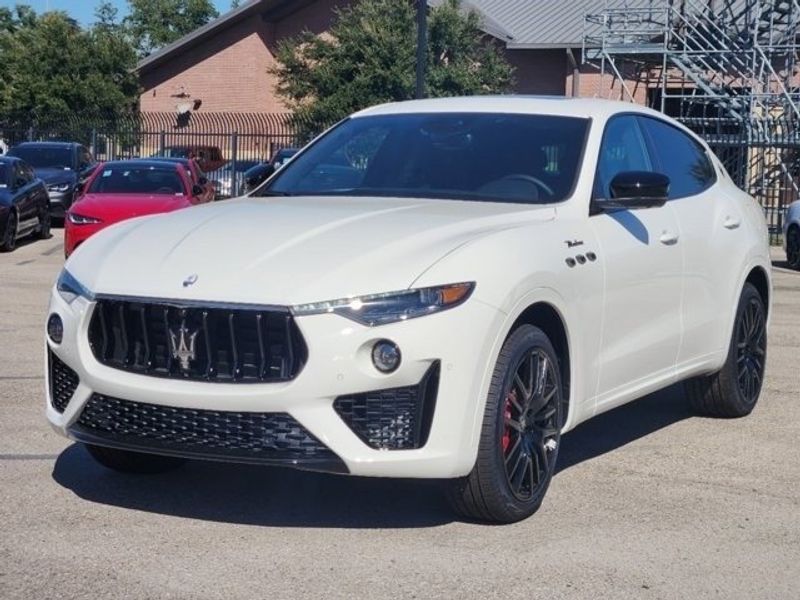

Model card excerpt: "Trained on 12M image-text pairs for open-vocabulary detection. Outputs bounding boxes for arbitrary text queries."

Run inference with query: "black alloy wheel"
[685,282,767,418]
[787,226,800,270]
[36,206,52,240]
[501,348,561,501]
[735,294,767,406]
[447,325,563,523]
[1,209,17,252]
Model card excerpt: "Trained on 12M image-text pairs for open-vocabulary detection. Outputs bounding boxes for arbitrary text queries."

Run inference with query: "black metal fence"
[0,112,310,197]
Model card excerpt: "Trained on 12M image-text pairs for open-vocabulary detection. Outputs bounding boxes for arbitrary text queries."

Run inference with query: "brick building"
[135,0,644,114]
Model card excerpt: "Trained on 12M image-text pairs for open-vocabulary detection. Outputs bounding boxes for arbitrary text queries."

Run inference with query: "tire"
[685,282,767,418]
[0,209,17,252]
[35,206,51,240]
[787,225,800,270]
[447,325,563,523]
[84,444,187,474]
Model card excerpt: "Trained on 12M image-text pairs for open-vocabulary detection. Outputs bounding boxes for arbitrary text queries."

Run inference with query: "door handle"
[724,216,741,230]
[659,230,679,245]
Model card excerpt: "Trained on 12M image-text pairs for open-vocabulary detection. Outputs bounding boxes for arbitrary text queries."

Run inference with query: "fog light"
[47,314,64,344]
[372,340,401,373]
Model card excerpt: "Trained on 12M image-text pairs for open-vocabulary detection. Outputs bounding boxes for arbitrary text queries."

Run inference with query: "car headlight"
[47,182,71,193]
[56,269,94,304]
[291,282,475,326]
[67,212,102,225]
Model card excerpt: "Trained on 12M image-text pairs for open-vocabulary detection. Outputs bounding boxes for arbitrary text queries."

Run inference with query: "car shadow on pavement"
[556,383,692,473]
[51,384,692,528]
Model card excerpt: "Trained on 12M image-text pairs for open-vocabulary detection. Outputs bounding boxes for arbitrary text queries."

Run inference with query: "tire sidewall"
[724,283,767,411]
[2,210,17,252]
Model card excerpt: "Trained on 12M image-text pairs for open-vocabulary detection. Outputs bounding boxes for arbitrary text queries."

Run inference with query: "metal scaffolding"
[583,0,800,241]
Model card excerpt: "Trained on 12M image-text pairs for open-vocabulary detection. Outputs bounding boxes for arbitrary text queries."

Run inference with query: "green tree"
[125,0,219,57]
[0,5,139,127]
[271,0,514,134]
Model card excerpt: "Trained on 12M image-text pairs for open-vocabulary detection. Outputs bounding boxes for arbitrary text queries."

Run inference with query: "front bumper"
[45,289,504,478]
[47,190,72,217]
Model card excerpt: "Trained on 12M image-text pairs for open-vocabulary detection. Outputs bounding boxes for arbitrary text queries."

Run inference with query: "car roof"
[102,159,182,170]
[147,156,194,166]
[11,141,79,149]
[353,95,666,121]
[0,156,24,165]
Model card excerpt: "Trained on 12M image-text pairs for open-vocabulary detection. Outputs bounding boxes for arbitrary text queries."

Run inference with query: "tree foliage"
[125,0,219,57]
[0,4,139,127]
[271,0,515,133]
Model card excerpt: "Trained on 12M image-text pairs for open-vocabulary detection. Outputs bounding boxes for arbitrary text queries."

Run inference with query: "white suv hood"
[67,196,555,306]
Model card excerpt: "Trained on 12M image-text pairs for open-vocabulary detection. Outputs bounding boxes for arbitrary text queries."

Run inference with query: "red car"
[64,160,208,257]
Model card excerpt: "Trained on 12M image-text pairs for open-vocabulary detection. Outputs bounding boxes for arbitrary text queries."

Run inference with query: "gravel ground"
[1,229,798,599]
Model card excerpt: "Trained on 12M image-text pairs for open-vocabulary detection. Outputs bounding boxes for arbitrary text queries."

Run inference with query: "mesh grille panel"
[49,351,79,413]
[75,394,337,462]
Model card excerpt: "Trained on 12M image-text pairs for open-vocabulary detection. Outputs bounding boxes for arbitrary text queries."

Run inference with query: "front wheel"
[36,206,51,240]
[787,226,800,270]
[0,209,17,252]
[447,325,563,523]
[685,282,767,417]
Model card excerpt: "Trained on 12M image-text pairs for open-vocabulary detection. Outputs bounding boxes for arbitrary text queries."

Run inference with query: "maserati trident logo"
[169,321,198,371]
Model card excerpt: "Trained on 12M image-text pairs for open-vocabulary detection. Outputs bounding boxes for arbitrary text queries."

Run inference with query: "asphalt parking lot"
[1,229,798,599]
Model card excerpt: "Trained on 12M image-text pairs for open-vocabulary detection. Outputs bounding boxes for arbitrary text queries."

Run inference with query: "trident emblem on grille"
[169,321,198,371]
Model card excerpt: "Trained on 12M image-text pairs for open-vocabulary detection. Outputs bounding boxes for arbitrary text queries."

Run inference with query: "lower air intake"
[333,362,439,450]
[49,351,80,413]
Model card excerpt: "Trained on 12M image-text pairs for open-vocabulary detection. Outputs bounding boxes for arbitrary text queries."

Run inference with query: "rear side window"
[638,117,716,199]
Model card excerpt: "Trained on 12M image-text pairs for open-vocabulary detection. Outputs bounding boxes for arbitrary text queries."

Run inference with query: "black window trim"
[635,114,717,200]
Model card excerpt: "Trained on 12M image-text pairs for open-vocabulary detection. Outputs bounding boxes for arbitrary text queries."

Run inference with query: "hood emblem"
[169,321,198,371]
[183,274,199,287]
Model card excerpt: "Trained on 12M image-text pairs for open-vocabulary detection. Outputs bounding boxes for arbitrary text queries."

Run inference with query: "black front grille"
[72,394,345,471]
[334,362,439,450]
[88,298,307,383]
[49,351,79,412]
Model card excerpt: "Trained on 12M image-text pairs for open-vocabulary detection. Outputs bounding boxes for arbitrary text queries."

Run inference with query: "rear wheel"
[447,325,562,523]
[35,206,51,240]
[787,225,800,270]
[1,209,17,252]
[84,444,187,474]
[685,282,767,417]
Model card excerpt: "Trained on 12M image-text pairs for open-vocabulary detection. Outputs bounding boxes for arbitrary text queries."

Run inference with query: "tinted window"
[8,146,73,169]
[261,113,589,204]
[0,164,7,186]
[595,115,653,199]
[638,117,716,199]
[88,166,185,195]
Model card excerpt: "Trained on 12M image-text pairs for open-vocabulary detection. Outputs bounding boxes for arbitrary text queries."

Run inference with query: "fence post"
[159,130,166,155]
[27,126,34,142]
[90,128,97,158]
[231,131,239,197]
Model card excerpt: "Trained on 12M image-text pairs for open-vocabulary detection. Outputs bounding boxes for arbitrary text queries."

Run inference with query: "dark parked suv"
[8,142,96,219]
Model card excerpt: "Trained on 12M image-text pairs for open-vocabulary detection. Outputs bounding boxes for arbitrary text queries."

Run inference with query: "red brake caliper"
[502,390,515,453]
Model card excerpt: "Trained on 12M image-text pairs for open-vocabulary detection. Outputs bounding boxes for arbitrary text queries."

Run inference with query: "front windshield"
[260,113,588,204]
[88,165,186,195]
[9,146,72,169]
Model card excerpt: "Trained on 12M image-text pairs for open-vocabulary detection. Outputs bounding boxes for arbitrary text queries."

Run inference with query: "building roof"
[461,0,658,49]
[136,0,658,73]
[136,0,316,73]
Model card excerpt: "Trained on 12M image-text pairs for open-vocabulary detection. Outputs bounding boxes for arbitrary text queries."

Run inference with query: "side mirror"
[198,176,209,186]
[600,171,669,210]
[191,184,204,197]
[246,164,275,191]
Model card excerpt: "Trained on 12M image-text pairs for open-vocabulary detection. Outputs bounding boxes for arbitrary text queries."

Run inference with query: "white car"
[45,97,771,523]
[783,200,800,269]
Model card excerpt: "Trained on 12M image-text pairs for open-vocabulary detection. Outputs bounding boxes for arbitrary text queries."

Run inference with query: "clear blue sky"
[0,0,236,26]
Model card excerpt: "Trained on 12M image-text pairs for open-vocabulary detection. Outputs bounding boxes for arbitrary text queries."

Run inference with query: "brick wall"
[139,0,351,114]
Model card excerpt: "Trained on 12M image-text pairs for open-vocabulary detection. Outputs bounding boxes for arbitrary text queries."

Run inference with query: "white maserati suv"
[45,97,771,522]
